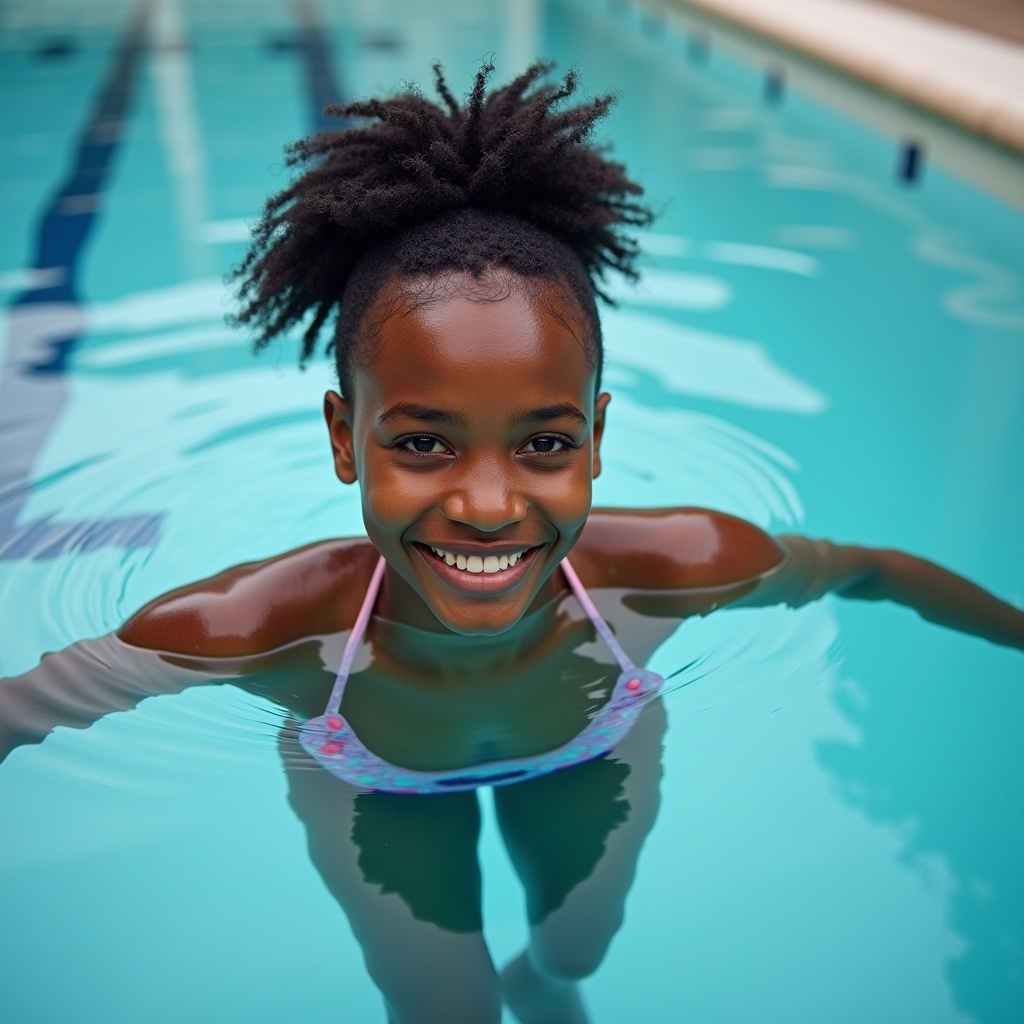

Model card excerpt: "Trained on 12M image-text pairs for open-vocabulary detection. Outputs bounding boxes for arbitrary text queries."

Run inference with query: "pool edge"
[660,0,1024,156]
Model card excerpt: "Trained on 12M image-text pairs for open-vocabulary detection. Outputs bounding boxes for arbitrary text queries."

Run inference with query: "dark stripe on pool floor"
[293,0,349,132]
[0,0,164,561]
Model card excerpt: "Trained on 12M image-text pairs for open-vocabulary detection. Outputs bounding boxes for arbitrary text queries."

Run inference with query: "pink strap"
[326,556,387,715]
[559,557,637,673]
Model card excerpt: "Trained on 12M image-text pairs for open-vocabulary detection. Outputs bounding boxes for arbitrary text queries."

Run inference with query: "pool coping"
[662,0,1024,155]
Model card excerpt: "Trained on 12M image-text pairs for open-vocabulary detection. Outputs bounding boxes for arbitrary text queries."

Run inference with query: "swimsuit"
[299,556,663,793]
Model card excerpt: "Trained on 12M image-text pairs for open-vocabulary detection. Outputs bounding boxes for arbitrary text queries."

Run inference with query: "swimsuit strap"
[323,553,633,716]
[326,556,387,716]
[558,557,638,674]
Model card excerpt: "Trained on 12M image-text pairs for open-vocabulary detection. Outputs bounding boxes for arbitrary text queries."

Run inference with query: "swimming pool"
[1,0,1022,1021]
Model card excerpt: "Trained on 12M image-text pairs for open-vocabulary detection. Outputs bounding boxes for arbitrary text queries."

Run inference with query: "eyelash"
[395,434,580,458]
[521,435,579,456]
[398,436,449,457]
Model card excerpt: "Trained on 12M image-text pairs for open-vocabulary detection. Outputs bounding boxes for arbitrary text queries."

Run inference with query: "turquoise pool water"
[1,0,1022,1021]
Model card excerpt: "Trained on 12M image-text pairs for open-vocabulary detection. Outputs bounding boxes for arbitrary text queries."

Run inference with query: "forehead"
[354,279,596,407]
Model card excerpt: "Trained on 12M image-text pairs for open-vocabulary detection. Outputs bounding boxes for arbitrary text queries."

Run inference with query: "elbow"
[838,547,903,601]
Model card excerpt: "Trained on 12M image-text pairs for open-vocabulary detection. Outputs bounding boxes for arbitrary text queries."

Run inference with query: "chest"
[338,632,622,771]
[238,591,678,771]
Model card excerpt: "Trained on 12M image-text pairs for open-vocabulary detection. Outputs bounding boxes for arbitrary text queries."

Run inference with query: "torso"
[120,507,782,771]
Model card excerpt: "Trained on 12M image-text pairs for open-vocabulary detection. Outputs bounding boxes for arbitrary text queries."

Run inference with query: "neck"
[371,570,572,678]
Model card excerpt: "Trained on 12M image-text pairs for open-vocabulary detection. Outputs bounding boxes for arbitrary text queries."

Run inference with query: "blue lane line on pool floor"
[293,0,350,132]
[0,0,165,560]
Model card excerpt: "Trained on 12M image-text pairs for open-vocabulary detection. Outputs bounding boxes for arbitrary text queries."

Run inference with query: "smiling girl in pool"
[2,63,1021,1024]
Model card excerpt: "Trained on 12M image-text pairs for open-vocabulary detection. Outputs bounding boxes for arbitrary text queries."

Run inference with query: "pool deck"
[665,0,1024,154]
[878,0,1024,46]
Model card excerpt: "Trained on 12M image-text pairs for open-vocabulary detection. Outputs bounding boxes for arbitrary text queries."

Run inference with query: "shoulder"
[573,507,784,591]
[117,538,379,657]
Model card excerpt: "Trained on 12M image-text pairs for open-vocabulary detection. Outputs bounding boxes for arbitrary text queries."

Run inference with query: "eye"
[401,435,448,455]
[520,434,574,455]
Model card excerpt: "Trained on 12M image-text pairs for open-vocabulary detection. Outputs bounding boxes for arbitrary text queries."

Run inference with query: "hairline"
[342,266,602,401]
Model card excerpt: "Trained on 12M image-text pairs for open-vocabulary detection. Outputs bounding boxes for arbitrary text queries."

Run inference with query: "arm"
[1,541,377,763]
[0,633,220,763]
[742,534,1024,650]
[582,509,1022,651]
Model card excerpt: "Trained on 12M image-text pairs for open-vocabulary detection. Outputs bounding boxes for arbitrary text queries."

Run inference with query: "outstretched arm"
[1,541,376,764]
[743,534,1024,650]
[0,634,219,763]
[581,508,1023,651]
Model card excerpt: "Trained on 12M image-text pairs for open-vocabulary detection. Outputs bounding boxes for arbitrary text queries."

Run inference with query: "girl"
[2,64,1021,1024]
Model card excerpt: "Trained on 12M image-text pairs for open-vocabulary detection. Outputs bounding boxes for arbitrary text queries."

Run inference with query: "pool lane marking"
[150,0,211,280]
[502,0,541,79]
[292,0,350,132]
[188,4,347,254]
[0,0,165,561]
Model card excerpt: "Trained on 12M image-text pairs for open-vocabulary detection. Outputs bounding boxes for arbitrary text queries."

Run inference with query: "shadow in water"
[278,702,664,1022]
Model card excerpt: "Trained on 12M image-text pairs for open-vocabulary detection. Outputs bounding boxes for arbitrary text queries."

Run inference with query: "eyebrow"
[377,401,588,428]
[378,403,469,427]
[511,403,588,426]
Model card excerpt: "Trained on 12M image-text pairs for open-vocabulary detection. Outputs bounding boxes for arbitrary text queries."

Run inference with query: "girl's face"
[325,273,609,636]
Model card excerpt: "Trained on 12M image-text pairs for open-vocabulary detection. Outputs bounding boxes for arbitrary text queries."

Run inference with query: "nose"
[441,458,527,532]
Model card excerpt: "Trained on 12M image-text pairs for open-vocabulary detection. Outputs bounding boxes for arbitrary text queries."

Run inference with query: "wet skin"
[114,272,786,767]
[114,268,1024,754]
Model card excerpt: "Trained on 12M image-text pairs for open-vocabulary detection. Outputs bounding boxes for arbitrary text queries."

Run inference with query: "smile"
[426,545,530,574]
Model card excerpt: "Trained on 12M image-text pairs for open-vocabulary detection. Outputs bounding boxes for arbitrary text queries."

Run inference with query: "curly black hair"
[230,61,653,395]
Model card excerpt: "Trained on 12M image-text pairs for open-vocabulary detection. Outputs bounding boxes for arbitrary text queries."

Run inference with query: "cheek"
[358,466,422,536]
[527,463,595,528]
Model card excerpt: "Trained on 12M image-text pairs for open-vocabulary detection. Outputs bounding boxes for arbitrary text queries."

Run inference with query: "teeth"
[428,545,529,574]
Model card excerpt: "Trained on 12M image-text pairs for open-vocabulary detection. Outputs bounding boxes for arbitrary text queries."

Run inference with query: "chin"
[434,605,527,637]
[421,585,541,635]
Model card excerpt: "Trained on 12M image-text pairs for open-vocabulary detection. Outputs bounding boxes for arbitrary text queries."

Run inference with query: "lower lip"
[414,544,542,593]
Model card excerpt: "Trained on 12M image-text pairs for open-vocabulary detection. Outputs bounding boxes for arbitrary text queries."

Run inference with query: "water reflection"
[816,608,1024,1023]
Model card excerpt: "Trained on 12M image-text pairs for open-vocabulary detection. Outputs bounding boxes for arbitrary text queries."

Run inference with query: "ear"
[591,391,611,480]
[324,391,358,484]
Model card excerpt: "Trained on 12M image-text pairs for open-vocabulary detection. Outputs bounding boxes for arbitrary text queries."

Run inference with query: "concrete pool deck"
[665,0,1024,155]
[878,0,1024,46]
